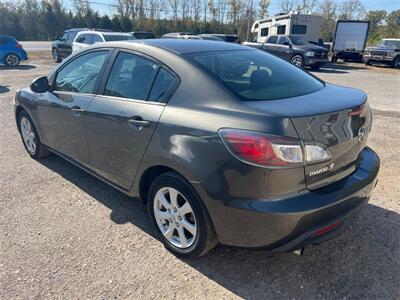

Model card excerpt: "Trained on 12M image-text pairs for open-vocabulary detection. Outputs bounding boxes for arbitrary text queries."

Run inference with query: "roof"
[77,31,131,36]
[132,39,250,54]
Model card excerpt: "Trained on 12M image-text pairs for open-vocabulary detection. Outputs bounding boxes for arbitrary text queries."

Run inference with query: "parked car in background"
[363,38,400,68]
[130,31,155,39]
[198,34,241,43]
[247,35,328,69]
[0,35,28,67]
[161,32,194,39]
[15,39,379,258]
[332,20,370,62]
[52,28,86,63]
[72,31,134,52]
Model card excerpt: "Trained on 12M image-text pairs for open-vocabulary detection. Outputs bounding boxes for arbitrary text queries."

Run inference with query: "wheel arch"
[138,165,189,205]
[15,105,44,142]
[3,51,21,63]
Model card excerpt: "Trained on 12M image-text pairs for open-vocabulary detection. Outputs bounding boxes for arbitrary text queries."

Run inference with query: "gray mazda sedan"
[15,40,379,258]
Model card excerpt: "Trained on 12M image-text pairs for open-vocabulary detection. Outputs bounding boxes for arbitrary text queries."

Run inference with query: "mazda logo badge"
[358,126,366,142]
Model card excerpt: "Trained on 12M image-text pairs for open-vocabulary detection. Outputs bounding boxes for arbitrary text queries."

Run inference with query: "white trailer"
[250,13,322,44]
[332,20,370,62]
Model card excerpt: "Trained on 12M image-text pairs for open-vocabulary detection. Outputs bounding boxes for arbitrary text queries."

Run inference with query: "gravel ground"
[0,56,399,299]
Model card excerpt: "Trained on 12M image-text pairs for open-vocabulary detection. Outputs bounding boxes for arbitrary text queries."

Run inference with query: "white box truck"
[332,20,370,62]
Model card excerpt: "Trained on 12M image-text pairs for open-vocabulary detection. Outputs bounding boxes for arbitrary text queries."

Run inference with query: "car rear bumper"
[194,147,379,250]
[304,57,329,66]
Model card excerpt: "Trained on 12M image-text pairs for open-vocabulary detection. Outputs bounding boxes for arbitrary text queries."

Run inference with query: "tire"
[290,54,304,68]
[147,172,217,258]
[391,56,400,68]
[4,53,20,67]
[365,60,373,66]
[18,110,50,159]
[331,55,338,63]
[52,48,62,63]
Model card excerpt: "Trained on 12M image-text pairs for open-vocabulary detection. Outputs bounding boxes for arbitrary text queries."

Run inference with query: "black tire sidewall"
[147,172,211,258]
[53,48,61,63]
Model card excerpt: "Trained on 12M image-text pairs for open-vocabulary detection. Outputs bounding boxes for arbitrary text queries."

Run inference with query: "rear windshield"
[103,35,134,42]
[185,49,324,101]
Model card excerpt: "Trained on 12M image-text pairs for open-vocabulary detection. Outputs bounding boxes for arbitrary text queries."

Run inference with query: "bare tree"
[338,0,366,20]
[258,0,271,18]
[318,0,337,41]
[167,0,180,20]
[300,0,318,14]
[280,0,299,14]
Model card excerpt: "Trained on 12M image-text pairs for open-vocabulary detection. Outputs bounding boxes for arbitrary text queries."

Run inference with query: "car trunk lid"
[245,84,371,190]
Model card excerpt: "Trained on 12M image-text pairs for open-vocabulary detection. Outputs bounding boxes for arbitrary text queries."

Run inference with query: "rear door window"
[104,52,158,100]
[278,36,290,45]
[84,34,95,45]
[148,68,178,102]
[93,34,103,43]
[266,36,278,44]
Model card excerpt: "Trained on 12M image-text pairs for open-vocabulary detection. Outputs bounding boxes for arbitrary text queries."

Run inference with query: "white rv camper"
[251,13,322,44]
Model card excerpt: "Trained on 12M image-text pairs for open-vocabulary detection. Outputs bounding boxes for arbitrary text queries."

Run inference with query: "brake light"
[348,104,365,116]
[218,129,303,167]
[15,43,23,48]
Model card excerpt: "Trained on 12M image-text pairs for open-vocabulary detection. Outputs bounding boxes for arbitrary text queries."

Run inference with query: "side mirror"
[30,76,49,93]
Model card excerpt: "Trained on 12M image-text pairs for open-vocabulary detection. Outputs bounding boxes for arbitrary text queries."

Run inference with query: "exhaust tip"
[293,247,305,256]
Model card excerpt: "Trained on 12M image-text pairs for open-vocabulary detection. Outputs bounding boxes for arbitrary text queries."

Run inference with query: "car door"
[85,50,179,189]
[58,31,70,57]
[37,50,111,166]
[263,36,280,56]
[276,36,293,60]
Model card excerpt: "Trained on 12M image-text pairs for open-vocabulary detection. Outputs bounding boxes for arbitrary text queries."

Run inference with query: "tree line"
[0,0,399,44]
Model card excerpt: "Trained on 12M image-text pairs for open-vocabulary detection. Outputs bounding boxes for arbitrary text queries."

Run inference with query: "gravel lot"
[0,56,399,299]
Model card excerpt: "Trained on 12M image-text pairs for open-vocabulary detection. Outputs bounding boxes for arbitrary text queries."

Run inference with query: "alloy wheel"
[20,117,36,154]
[153,187,197,249]
[291,55,303,68]
[6,54,20,67]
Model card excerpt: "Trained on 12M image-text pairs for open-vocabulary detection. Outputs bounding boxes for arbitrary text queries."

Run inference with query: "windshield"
[289,36,308,45]
[104,35,134,42]
[185,49,324,101]
[380,39,400,48]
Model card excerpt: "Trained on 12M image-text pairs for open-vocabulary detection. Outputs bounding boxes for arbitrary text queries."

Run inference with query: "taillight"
[218,129,303,167]
[218,128,332,168]
[348,104,365,116]
[15,43,23,48]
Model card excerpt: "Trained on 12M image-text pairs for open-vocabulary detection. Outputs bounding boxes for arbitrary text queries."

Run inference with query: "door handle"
[71,106,84,116]
[128,118,150,131]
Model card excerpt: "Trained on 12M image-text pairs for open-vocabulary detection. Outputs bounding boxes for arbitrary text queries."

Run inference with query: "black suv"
[255,35,329,69]
[363,39,400,68]
[51,28,86,62]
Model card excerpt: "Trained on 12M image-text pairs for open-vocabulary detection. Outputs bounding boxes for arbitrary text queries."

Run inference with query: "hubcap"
[291,56,302,67]
[20,117,36,154]
[6,54,19,67]
[153,187,197,249]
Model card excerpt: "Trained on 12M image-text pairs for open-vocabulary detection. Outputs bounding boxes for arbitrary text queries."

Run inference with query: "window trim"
[51,48,112,95]
[98,48,180,104]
